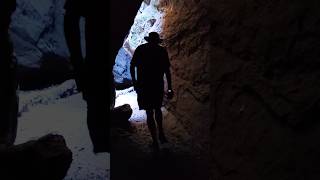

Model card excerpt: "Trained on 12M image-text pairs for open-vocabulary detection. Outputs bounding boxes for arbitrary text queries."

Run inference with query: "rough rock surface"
[113,48,132,89]
[10,0,85,90]
[208,1,320,179]
[10,0,72,68]
[162,0,212,151]
[0,134,72,180]
[111,104,133,129]
[162,0,320,179]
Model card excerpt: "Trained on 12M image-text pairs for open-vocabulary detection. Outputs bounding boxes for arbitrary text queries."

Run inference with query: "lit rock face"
[113,48,132,89]
[113,0,165,87]
[162,0,212,149]
[163,0,320,179]
[10,0,71,68]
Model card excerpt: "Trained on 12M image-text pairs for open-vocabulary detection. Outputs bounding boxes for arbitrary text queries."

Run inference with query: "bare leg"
[146,109,159,150]
[155,108,168,143]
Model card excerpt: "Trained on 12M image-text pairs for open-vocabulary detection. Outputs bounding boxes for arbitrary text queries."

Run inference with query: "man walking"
[130,32,174,151]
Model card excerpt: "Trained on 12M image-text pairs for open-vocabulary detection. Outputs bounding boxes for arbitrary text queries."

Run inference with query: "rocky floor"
[111,88,210,180]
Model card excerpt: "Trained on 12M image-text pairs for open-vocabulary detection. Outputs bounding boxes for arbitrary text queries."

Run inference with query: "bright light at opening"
[114,0,165,123]
[115,87,147,122]
[123,1,164,54]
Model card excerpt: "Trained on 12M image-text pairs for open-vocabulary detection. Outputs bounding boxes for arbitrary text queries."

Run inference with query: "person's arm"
[165,68,172,91]
[164,49,173,99]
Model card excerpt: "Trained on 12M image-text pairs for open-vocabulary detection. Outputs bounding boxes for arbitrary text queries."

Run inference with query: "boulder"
[111,104,133,130]
[0,134,72,180]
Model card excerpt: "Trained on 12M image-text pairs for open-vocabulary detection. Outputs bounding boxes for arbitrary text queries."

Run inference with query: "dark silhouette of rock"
[114,79,133,90]
[109,0,143,107]
[109,0,143,63]
[111,104,133,130]
[64,0,110,153]
[17,53,73,90]
[0,134,72,180]
[0,0,18,146]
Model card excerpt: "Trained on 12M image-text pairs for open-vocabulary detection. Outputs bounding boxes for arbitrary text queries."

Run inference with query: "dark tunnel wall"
[208,1,320,179]
[161,0,320,179]
[109,1,143,62]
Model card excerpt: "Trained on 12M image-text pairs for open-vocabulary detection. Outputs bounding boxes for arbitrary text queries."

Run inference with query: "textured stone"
[161,0,212,150]
[113,48,132,88]
[161,0,320,179]
[10,0,76,68]
[0,134,72,179]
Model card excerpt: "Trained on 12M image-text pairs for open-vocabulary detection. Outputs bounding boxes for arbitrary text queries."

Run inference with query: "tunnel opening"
[113,0,165,122]
[111,2,212,179]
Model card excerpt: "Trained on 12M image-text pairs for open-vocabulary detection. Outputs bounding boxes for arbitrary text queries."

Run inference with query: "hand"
[167,89,174,100]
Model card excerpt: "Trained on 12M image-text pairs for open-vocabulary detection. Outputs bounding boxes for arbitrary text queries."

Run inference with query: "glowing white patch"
[115,87,147,122]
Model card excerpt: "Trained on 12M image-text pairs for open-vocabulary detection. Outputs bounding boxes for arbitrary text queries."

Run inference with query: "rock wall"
[208,1,320,179]
[9,0,85,90]
[1,134,72,179]
[10,0,72,68]
[162,0,213,150]
[162,0,320,179]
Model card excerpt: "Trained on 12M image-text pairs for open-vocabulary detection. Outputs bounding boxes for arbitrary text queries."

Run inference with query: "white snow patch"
[16,81,109,180]
[18,79,78,115]
[115,87,147,122]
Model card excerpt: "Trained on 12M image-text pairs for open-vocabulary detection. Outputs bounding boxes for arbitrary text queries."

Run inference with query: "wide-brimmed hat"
[144,32,163,43]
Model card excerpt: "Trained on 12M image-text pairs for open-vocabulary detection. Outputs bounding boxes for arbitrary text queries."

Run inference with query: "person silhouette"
[0,0,18,147]
[130,32,174,151]
[64,0,109,153]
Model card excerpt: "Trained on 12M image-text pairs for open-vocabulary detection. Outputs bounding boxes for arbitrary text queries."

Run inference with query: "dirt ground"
[111,107,210,180]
